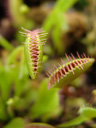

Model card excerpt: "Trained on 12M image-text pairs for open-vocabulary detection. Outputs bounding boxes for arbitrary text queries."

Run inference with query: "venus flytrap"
[1,25,95,127]
[48,53,95,89]
[21,28,47,79]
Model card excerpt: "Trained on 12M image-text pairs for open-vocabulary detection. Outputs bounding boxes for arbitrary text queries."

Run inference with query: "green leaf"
[57,107,96,127]
[0,98,8,121]
[79,107,96,119]
[54,0,77,12]
[57,115,87,127]
[43,0,77,32]
[8,0,34,28]
[3,118,24,128]
[43,0,77,54]
[52,13,66,54]
[7,45,24,67]
[30,79,61,120]
[0,64,12,101]
[0,35,14,51]
[24,123,55,128]
[0,46,26,101]
[43,13,55,33]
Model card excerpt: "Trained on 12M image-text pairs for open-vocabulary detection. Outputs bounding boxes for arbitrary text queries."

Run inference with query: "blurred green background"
[0,0,96,128]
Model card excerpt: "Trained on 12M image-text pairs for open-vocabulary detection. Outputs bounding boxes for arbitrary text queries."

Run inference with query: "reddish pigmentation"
[48,53,95,89]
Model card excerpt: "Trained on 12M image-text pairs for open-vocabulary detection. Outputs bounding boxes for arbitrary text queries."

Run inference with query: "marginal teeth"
[83,53,87,58]
[76,51,81,59]
[48,53,93,88]
[46,72,50,77]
